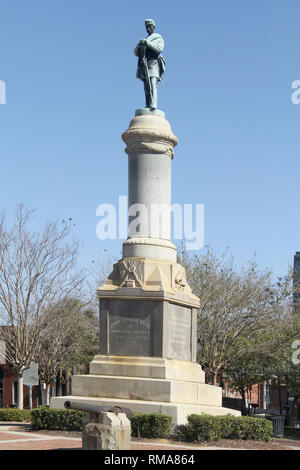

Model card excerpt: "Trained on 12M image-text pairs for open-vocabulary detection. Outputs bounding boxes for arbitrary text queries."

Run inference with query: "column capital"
[122,111,178,158]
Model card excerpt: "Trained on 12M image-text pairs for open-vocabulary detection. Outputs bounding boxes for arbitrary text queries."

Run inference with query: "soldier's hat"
[145,19,156,26]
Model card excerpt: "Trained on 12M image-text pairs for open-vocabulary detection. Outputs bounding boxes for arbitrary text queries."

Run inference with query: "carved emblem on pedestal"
[119,260,144,288]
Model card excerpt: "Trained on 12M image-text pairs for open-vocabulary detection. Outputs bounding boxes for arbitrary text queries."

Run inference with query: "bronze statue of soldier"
[134,19,165,110]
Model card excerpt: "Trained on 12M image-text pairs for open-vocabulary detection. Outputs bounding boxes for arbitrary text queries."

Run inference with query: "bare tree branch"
[0,205,88,408]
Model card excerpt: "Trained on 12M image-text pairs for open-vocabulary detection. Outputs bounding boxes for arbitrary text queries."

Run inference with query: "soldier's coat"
[134,33,165,80]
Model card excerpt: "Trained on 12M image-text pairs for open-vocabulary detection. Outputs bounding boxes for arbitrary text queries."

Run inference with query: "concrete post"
[82,411,131,450]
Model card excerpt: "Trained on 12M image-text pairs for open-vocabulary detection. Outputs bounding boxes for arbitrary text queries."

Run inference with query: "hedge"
[0,408,32,422]
[31,407,172,437]
[176,414,273,442]
[31,406,85,431]
[0,406,275,442]
[130,413,172,438]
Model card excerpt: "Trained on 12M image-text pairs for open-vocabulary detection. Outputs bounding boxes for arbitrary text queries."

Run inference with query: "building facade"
[0,361,39,409]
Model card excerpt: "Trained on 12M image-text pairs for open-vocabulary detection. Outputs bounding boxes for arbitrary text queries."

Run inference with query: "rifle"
[141,42,153,106]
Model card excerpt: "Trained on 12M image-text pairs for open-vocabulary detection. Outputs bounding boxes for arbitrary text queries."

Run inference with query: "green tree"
[271,322,300,425]
[223,326,294,414]
[179,245,295,387]
[65,305,99,374]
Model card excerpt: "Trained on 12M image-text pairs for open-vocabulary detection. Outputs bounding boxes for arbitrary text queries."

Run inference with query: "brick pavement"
[0,424,81,450]
[0,424,237,451]
[0,423,299,451]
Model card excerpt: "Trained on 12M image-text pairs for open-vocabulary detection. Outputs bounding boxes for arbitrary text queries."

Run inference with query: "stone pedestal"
[98,257,200,361]
[50,110,240,423]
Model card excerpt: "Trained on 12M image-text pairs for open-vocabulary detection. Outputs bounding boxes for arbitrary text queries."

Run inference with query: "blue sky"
[1,0,299,278]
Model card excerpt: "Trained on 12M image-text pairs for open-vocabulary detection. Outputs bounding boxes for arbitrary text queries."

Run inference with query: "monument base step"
[50,395,241,426]
[71,373,222,406]
[89,355,205,382]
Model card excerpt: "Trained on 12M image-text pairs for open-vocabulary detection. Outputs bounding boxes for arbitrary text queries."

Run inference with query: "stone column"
[122,109,178,263]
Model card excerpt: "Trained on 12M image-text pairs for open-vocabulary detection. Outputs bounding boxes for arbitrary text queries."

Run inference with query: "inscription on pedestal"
[100,298,194,360]
[166,304,192,361]
[107,300,160,356]
[110,314,151,356]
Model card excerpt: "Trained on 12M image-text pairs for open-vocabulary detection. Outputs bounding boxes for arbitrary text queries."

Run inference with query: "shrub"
[0,408,31,422]
[175,414,273,442]
[218,415,237,438]
[180,414,223,442]
[31,406,84,431]
[231,416,273,440]
[131,412,172,438]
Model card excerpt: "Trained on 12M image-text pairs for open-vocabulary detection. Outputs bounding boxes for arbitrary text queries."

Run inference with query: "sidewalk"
[0,423,299,451]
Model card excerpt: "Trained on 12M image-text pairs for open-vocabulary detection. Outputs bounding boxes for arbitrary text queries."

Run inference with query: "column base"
[122,238,177,263]
[50,356,241,426]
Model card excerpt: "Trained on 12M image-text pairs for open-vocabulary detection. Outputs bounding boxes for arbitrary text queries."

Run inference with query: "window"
[13,381,18,405]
